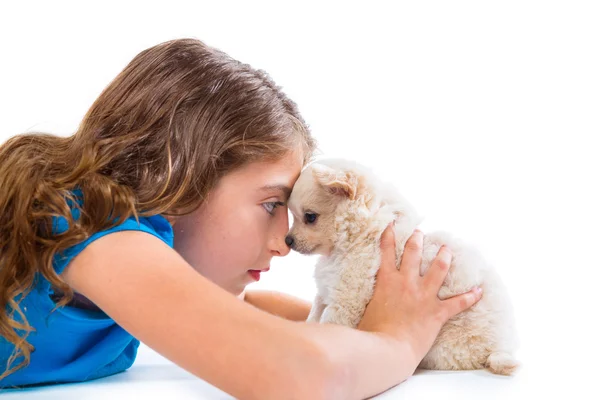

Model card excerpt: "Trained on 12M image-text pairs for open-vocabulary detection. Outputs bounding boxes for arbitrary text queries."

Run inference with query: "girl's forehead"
[247,149,304,175]
[254,152,304,181]
[220,150,304,189]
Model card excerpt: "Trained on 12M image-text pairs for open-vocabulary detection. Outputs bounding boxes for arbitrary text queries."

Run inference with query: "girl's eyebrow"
[259,184,292,198]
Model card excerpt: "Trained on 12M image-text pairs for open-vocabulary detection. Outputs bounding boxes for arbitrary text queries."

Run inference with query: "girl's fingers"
[398,229,423,279]
[423,245,452,293]
[441,287,483,321]
[377,223,397,276]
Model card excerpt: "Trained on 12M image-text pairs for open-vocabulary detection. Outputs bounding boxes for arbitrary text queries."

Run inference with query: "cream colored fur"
[287,158,519,375]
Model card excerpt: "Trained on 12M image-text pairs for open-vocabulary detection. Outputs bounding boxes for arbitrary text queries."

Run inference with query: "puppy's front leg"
[306,295,326,323]
[319,300,366,328]
[319,269,375,327]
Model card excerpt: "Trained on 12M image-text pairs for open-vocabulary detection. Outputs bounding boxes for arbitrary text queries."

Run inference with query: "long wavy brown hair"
[0,38,316,380]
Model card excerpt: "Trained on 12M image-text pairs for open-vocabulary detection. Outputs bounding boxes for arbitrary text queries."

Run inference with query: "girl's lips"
[247,267,269,281]
[248,270,260,281]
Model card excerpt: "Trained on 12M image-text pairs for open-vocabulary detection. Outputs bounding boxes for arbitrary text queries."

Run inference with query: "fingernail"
[475,287,483,295]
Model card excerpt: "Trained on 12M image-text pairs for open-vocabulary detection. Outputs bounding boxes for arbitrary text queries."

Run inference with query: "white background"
[1,1,599,398]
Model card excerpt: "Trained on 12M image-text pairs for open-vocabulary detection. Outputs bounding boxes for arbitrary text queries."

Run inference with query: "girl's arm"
[62,227,480,400]
[243,290,312,322]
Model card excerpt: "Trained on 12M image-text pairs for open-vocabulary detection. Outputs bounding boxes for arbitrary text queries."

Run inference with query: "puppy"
[286,158,519,375]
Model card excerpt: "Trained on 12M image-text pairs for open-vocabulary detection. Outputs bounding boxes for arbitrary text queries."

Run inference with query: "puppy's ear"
[311,164,358,200]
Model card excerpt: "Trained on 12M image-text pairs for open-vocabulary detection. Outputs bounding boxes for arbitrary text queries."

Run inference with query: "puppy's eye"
[304,213,318,224]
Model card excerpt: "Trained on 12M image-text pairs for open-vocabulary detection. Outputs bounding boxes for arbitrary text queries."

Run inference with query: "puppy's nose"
[285,235,295,248]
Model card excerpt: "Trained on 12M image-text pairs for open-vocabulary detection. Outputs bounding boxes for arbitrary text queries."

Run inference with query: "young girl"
[0,38,482,399]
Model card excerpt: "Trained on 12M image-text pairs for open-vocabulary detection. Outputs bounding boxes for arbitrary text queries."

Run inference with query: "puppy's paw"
[486,352,520,376]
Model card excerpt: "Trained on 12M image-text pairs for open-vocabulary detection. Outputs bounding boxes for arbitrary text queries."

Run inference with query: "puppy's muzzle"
[285,235,295,249]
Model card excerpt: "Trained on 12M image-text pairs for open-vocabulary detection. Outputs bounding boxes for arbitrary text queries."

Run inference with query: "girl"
[0,38,482,399]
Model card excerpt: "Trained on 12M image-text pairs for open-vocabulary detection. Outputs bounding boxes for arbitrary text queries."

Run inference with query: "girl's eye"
[263,201,285,216]
[304,213,318,224]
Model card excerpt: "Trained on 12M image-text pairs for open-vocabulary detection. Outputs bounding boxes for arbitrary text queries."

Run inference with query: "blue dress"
[0,195,174,388]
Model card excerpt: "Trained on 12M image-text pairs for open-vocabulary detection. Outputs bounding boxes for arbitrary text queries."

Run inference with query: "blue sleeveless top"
[0,196,174,388]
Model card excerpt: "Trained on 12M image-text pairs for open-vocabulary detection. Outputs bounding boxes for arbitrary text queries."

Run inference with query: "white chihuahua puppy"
[286,158,519,375]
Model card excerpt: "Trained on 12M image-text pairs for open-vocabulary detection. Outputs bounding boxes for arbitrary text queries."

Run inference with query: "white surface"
[1,0,599,399]
[0,343,588,399]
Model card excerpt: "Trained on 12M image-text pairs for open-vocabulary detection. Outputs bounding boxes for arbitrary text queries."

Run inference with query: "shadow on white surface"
[0,343,576,400]
[0,345,235,399]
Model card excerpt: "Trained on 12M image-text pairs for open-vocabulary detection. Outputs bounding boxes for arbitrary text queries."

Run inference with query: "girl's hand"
[358,224,483,360]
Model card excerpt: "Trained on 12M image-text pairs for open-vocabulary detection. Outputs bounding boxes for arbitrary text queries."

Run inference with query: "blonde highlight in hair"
[0,38,316,379]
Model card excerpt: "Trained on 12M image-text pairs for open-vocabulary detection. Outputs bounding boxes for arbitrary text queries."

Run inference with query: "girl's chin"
[217,278,248,298]
[228,276,252,297]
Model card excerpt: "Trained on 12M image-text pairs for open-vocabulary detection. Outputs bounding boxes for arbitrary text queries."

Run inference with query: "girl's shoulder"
[48,189,174,282]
